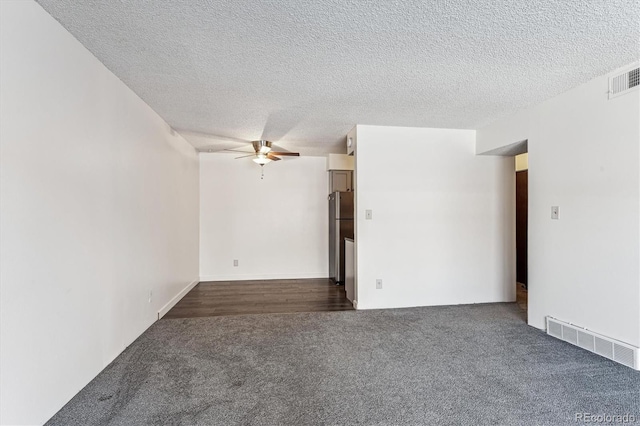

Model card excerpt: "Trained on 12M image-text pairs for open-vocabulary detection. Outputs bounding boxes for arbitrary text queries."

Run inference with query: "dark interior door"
[516,170,528,286]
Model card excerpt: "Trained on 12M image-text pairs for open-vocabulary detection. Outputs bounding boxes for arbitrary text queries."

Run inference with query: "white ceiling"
[36,0,640,155]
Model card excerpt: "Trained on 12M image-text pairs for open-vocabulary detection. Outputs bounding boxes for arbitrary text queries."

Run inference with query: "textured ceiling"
[36,0,640,155]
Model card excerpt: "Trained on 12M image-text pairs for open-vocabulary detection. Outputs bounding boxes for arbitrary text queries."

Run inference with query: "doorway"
[478,141,528,316]
[515,153,528,314]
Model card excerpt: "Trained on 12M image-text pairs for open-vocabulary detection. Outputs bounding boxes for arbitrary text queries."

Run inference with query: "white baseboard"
[199,272,329,282]
[353,300,358,309]
[354,297,514,311]
[158,278,199,319]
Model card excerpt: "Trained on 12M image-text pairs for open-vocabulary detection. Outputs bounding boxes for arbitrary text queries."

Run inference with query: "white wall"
[355,125,515,310]
[477,62,640,347]
[0,2,200,424]
[327,153,354,171]
[199,154,328,280]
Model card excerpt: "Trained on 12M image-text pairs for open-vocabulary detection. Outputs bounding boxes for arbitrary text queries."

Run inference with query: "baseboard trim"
[352,300,358,309]
[355,299,515,311]
[158,278,199,319]
[199,273,329,282]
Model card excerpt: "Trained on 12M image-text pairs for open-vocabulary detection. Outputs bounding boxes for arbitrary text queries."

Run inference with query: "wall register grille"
[546,316,639,370]
[609,65,640,99]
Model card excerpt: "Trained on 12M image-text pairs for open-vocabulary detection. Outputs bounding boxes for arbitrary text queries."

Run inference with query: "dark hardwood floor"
[163,278,354,319]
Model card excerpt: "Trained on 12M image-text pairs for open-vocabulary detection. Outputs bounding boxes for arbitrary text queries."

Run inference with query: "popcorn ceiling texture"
[36,0,640,154]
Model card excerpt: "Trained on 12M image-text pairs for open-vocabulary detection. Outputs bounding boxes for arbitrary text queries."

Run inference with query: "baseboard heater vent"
[546,316,639,370]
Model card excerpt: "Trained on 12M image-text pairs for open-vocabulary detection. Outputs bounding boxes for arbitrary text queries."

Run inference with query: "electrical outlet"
[551,206,559,220]
[376,279,383,289]
[233,259,239,267]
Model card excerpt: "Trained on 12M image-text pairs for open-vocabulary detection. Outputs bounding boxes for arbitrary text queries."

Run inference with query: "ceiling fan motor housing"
[252,140,272,154]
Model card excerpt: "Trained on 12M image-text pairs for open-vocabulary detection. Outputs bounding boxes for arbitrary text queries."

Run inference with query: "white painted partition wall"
[354,125,515,310]
[0,2,199,424]
[477,62,640,348]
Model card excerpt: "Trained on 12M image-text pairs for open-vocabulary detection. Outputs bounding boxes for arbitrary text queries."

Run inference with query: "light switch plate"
[551,206,559,220]
[365,210,373,220]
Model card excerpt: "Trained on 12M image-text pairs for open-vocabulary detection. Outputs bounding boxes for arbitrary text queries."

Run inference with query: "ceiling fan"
[230,140,300,165]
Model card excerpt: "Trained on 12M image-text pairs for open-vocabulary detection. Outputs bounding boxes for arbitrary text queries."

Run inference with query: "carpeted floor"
[46,303,640,426]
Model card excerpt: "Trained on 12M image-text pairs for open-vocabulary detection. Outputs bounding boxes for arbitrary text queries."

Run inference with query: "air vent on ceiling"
[609,65,640,99]
[546,316,639,370]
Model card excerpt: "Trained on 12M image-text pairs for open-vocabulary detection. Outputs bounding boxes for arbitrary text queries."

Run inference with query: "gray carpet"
[47,303,640,426]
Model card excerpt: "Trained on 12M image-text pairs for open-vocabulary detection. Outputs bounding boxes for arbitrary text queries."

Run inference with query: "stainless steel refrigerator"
[329,191,354,284]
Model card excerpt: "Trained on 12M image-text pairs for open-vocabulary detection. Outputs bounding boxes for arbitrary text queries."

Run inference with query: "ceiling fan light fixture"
[252,153,272,165]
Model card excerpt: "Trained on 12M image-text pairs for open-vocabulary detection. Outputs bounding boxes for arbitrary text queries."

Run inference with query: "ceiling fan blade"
[269,144,292,152]
[266,153,282,161]
[224,148,255,153]
[270,151,300,156]
[260,109,305,142]
[235,154,256,159]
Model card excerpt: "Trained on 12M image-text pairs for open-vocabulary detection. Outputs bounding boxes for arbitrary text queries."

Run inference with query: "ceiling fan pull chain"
[261,165,264,180]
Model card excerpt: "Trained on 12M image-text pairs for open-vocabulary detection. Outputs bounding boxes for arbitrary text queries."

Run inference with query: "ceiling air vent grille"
[609,66,640,99]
